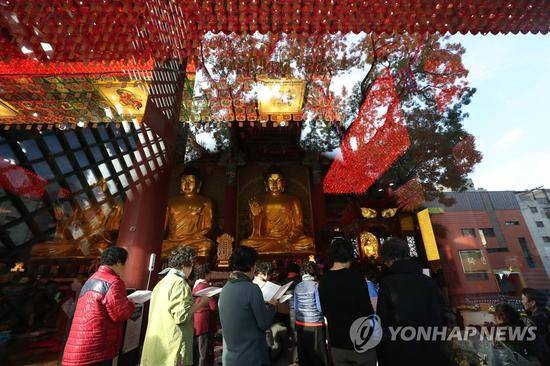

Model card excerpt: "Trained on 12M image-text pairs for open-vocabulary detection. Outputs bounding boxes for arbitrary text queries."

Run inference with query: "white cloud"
[494,128,524,149]
[470,151,550,191]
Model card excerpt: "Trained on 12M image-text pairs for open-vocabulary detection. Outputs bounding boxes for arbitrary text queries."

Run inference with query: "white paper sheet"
[273,281,293,300]
[260,281,280,302]
[260,281,293,302]
[127,290,152,304]
[278,294,293,303]
[194,286,222,297]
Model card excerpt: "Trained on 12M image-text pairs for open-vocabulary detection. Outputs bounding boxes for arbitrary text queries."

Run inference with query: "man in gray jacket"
[219,246,277,366]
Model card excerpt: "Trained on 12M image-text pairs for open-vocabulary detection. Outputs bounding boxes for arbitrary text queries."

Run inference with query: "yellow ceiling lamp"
[256,78,305,124]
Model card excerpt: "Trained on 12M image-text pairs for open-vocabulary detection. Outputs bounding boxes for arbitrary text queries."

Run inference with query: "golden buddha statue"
[31,180,123,258]
[360,231,379,259]
[241,168,314,254]
[162,168,214,258]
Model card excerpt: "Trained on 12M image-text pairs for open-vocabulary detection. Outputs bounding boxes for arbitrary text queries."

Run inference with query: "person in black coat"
[521,287,550,363]
[376,237,449,366]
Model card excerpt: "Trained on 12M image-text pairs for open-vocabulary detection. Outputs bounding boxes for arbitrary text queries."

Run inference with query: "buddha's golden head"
[264,167,285,194]
[180,167,202,195]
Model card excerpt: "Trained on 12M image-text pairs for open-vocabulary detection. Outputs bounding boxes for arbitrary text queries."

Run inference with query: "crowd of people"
[59,237,550,366]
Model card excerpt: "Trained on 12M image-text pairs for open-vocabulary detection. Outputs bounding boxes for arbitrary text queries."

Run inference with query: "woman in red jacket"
[62,247,135,366]
[192,263,218,366]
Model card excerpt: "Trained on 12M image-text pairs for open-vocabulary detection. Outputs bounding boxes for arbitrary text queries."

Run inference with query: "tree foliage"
[189,32,482,201]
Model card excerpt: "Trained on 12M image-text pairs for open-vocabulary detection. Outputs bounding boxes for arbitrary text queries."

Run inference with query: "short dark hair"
[100,247,128,266]
[229,246,258,272]
[168,246,196,269]
[494,303,521,326]
[255,262,273,276]
[328,237,354,263]
[522,288,548,308]
[301,261,320,278]
[380,237,410,261]
[194,263,211,280]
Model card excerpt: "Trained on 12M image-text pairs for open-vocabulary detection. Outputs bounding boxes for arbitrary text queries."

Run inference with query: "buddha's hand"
[249,199,262,216]
[54,206,65,221]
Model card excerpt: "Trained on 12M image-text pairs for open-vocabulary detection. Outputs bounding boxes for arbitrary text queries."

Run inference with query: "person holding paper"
[253,261,273,288]
[219,246,277,366]
[62,247,135,366]
[294,261,328,366]
[192,264,218,366]
[141,246,210,366]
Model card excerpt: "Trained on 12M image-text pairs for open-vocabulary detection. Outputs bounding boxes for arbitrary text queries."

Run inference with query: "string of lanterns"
[323,70,410,194]
[0,1,548,68]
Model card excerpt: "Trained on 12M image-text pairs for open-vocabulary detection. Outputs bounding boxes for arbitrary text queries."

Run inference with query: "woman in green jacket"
[141,246,209,366]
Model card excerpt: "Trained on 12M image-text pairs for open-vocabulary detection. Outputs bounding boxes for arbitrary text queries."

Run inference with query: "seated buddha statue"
[241,167,314,254]
[31,201,106,258]
[31,181,122,258]
[162,168,214,258]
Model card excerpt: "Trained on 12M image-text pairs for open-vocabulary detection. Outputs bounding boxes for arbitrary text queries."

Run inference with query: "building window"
[32,161,55,180]
[44,134,63,154]
[536,221,544,228]
[55,155,74,174]
[529,206,538,213]
[65,131,81,149]
[505,221,519,226]
[0,143,18,163]
[486,247,509,253]
[481,228,496,237]
[542,237,550,243]
[460,228,476,237]
[458,250,487,273]
[518,238,536,268]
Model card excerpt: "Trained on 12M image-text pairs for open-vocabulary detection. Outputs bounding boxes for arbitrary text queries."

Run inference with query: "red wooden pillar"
[310,154,327,250]
[117,65,185,289]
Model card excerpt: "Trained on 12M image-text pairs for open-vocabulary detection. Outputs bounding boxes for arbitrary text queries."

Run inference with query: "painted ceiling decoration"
[0,75,150,126]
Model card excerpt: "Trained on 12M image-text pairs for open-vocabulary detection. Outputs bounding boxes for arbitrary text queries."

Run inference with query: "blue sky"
[451,34,550,191]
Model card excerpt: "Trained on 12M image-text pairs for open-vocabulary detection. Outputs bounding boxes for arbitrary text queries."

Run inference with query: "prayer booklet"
[259,281,293,302]
[127,290,152,304]
[194,286,222,297]
[278,294,293,303]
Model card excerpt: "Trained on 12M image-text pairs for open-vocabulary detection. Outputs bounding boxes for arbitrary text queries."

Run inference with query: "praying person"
[294,261,328,366]
[377,237,448,366]
[62,247,135,366]
[319,237,376,366]
[218,246,277,366]
[253,261,273,288]
[141,246,210,366]
[192,264,218,366]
